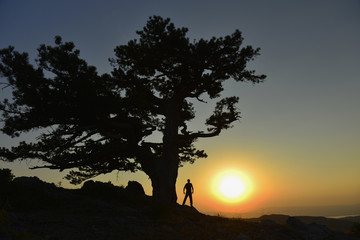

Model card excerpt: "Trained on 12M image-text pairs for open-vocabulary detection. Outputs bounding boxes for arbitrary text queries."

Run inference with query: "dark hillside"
[1,177,359,240]
[343,216,360,223]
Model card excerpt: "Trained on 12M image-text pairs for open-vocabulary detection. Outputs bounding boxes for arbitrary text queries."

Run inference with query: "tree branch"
[196,96,207,103]
[178,128,221,142]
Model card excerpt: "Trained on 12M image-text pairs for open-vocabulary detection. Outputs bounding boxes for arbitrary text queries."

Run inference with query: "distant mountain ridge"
[249,214,360,234]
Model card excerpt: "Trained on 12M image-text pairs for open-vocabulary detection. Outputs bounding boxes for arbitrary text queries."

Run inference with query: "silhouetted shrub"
[81,180,125,199]
[0,168,14,186]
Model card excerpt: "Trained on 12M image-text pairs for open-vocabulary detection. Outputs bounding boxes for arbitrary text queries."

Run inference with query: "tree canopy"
[0,16,265,203]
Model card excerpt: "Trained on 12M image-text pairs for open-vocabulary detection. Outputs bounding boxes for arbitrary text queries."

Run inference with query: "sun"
[219,176,245,199]
[212,169,252,204]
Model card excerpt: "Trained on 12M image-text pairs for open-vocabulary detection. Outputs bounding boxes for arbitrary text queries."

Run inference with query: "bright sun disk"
[212,169,253,204]
[219,176,245,198]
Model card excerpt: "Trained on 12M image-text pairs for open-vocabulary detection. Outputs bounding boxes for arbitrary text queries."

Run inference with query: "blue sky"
[1,0,359,216]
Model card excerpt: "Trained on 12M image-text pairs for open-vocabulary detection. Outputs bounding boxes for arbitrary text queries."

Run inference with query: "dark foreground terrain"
[1,177,359,240]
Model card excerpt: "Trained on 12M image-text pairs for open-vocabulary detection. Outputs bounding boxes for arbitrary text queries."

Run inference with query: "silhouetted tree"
[0,16,265,204]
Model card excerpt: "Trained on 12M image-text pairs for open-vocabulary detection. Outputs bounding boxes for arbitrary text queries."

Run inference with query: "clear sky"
[1,0,359,217]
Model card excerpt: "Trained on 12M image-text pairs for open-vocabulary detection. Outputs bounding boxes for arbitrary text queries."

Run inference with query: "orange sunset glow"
[175,152,273,215]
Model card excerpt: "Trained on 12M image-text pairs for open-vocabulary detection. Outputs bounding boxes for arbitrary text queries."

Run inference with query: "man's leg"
[189,193,193,207]
[182,193,188,205]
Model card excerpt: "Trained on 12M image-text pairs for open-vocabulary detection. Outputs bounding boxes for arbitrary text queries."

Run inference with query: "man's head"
[187,179,190,183]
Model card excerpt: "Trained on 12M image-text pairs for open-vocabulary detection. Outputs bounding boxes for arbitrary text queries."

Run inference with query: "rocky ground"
[1,177,359,240]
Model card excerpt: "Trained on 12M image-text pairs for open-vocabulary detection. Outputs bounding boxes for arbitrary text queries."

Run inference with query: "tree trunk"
[140,156,178,205]
[137,99,180,205]
[150,158,178,205]
[152,98,180,205]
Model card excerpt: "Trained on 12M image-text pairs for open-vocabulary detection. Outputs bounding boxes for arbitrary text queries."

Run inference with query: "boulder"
[125,181,145,196]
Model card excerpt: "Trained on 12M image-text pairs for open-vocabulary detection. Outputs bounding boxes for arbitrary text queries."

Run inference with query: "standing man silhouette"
[182,179,194,207]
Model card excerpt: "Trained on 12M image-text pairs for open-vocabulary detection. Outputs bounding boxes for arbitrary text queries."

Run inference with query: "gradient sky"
[1,0,359,217]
